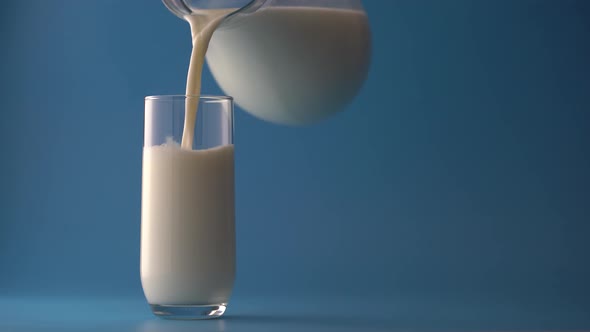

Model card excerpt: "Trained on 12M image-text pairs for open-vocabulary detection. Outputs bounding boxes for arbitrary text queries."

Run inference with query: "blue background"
[1,0,590,330]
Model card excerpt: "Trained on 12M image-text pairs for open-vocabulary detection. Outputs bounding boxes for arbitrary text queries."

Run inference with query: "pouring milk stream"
[181,10,233,149]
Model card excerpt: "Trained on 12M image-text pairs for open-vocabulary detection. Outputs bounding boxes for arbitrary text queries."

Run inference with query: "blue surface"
[1,295,589,332]
[1,0,590,329]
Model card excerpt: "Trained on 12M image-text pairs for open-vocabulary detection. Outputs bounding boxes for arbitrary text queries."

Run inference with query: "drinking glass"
[141,95,235,319]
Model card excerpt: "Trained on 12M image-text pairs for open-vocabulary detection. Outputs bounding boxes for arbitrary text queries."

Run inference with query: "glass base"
[150,303,227,320]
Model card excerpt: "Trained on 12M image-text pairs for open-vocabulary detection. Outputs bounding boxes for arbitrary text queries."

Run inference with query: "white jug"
[163,0,371,125]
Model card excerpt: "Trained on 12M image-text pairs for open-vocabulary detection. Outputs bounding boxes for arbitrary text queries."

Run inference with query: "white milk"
[141,141,235,305]
[181,9,233,149]
[206,6,371,125]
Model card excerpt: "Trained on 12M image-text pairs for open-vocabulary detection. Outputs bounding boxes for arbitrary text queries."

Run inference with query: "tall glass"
[141,95,235,319]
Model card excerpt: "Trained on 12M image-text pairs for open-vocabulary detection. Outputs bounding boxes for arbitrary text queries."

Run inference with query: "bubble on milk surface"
[163,136,181,148]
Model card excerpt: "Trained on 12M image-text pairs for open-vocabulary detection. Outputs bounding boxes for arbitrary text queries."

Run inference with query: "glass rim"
[145,95,233,101]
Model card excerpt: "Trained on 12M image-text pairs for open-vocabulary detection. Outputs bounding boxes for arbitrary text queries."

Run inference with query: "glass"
[162,0,366,28]
[161,0,371,125]
[162,0,262,18]
[141,95,235,319]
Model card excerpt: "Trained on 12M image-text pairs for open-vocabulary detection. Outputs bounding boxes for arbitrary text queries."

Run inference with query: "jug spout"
[162,0,266,19]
